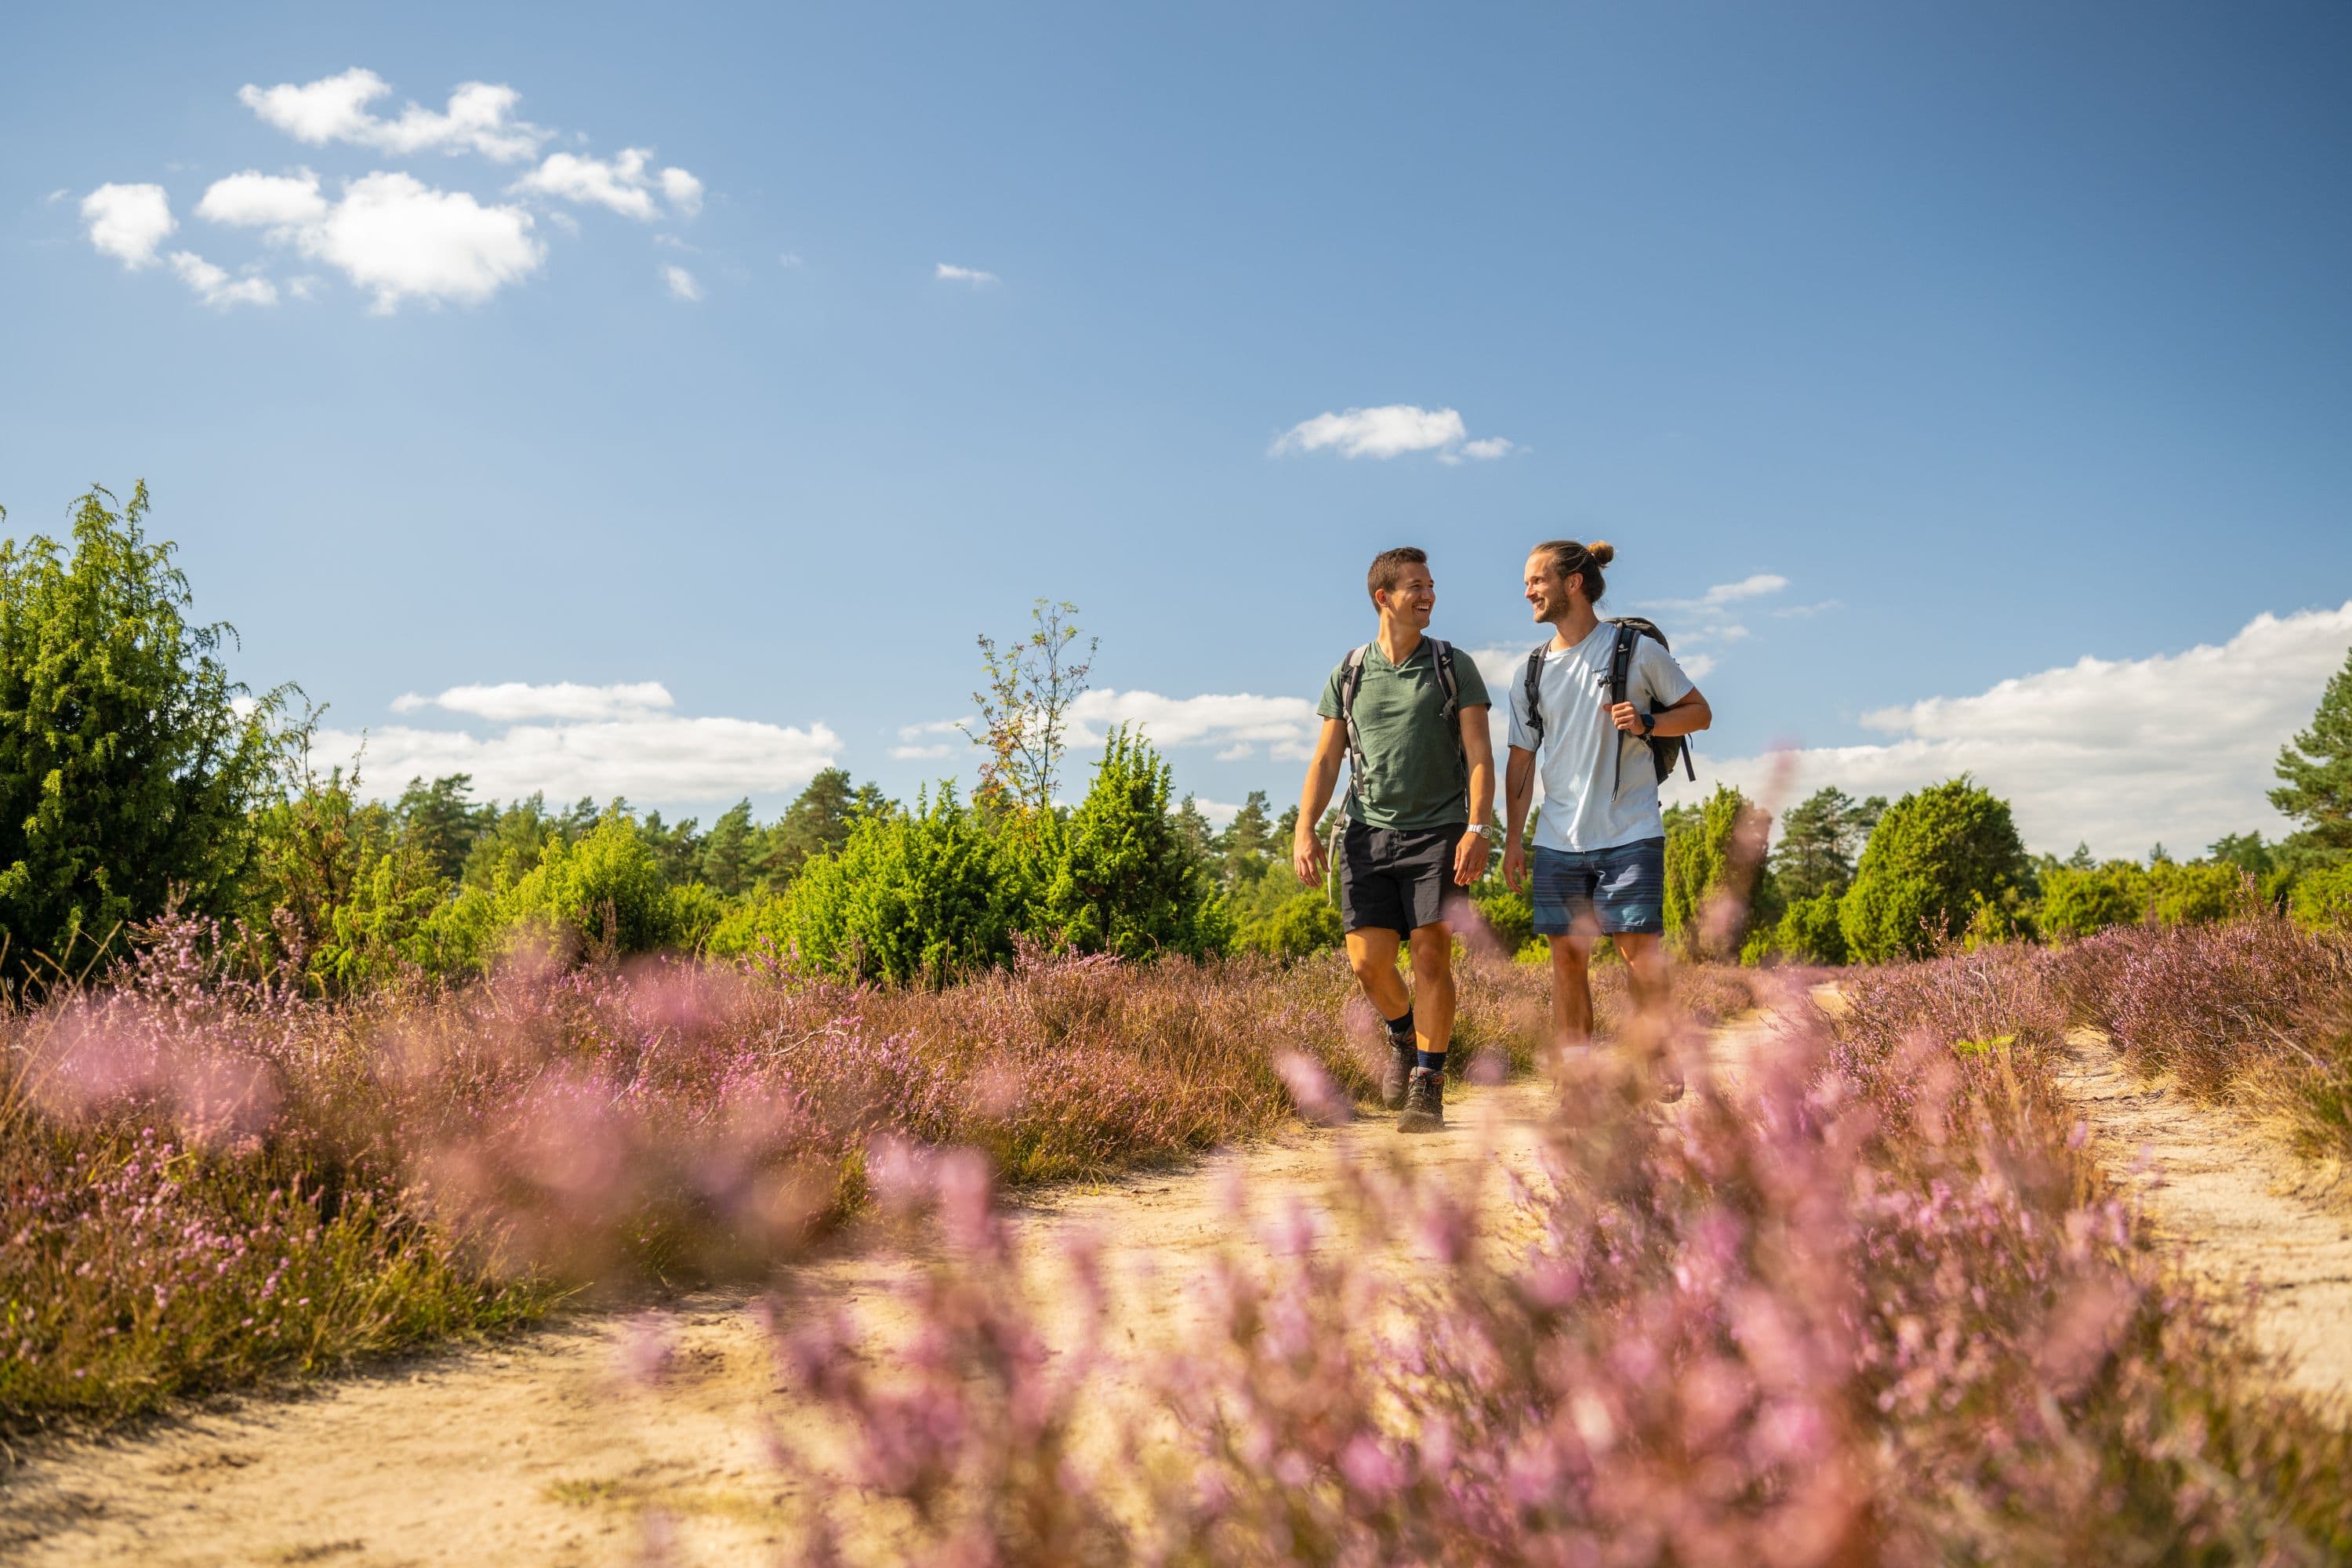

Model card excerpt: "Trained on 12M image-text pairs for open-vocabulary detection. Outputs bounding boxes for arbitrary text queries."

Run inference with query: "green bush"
[2146,860,2250,927]
[2038,862,2147,940]
[309,847,457,991]
[0,484,281,972]
[1840,778,2029,963]
[494,813,700,960]
[739,788,1038,985]
[1772,891,1849,965]
[1469,879,1534,957]
[1040,728,1232,960]
[1664,786,1771,958]
[1237,891,1345,960]
[2292,861,2352,931]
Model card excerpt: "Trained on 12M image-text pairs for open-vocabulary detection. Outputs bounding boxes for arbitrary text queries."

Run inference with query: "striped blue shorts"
[1530,837,1668,937]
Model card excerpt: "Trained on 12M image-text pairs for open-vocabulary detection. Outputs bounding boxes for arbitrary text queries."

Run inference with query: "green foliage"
[966,598,1095,811]
[762,768,887,889]
[1770,787,1884,905]
[1839,777,2029,963]
[731,786,1038,985]
[394,774,493,884]
[2145,861,2249,927]
[1236,891,1345,960]
[1771,891,1849,965]
[2291,861,2352,931]
[0,484,282,973]
[310,846,463,991]
[1042,729,1232,960]
[1470,878,1534,958]
[2038,862,2148,941]
[493,812,705,960]
[1664,786,1769,959]
[2270,644,2352,856]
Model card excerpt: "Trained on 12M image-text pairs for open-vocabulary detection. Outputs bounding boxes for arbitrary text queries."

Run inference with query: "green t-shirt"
[1316,637,1492,832]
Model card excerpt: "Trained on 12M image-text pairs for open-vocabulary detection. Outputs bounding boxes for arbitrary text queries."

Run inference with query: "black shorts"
[1337,820,1463,936]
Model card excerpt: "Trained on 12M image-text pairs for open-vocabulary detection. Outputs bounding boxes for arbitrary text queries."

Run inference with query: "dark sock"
[1384,1007,1414,1044]
[1416,1049,1446,1074]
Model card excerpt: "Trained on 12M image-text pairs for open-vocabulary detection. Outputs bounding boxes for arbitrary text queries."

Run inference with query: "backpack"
[1336,637,1463,808]
[1520,617,1697,790]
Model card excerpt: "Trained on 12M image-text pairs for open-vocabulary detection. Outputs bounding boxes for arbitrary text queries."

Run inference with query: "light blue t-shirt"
[1506,622,1697,852]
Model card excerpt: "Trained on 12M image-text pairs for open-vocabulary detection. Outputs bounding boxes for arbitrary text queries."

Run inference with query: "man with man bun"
[1501,540,1711,1091]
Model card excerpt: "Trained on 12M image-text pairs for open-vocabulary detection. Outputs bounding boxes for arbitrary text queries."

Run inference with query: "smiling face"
[1374,561,1436,630]
[1525,550,1578,621]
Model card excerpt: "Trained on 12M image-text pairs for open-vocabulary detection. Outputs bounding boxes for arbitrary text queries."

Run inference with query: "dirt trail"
[0,1016,1784,1568]
[2049,1026,2352,1408]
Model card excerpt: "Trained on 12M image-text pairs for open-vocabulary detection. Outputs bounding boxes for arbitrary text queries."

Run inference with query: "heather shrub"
[769,953,2352,1563]
[1842,777,2031,961]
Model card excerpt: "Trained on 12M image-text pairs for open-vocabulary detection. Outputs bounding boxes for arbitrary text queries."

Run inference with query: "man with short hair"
[1501,539,1711,1089]
[1294,547,1496,1133]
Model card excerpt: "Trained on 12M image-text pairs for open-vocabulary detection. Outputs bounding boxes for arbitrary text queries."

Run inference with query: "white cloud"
[512,149,661,220]
[1681,653,1718,681]
[1674,602,2352,859]
[342,681,831,803]
[935,263,999,285]
[1270,405,1514,465]
[659,166,703,217]
[1647,573,1791,614]
[82,183,173,267]
[778,251,803,267]
[195,169,328,231]
[1215,743,1255,762]
[296,172,544,311]
[1189,797,1243,829]
[1069,689,1323,757]
[238,69,550,162]
[891,717,968,761]
[326,716,840,805]
[168,252,277,308]
[662,264,702,301]
[392,681,673,722]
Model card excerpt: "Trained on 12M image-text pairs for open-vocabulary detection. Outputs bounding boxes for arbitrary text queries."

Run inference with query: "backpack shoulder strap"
[1338,644,1372,800]
[1522,644,1548,746]
[1606,620,1640,707]
[1428,637,1459,725]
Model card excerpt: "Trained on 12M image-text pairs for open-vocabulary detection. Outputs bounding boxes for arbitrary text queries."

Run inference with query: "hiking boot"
[1398,1065,1445,1134]
[1381,1033,1415,1110]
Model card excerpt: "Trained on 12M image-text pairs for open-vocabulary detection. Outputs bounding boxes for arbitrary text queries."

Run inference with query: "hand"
[1502,839,1528,894]
[1609,702,1648,735]
[1454,829,1491,887]
[1294,828,1327,887]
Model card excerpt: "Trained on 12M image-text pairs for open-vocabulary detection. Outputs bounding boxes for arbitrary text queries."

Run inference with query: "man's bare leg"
[1405,923,1456,1059]
[1345,927,1411,1019]
[1547,933,1596,1053]
[1610,931,1682,1098]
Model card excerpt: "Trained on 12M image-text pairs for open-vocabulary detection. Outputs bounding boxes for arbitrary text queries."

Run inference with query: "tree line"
[2,482,2347,992]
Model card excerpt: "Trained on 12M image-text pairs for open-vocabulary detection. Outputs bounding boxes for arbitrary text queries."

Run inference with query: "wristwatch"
[1637,712,1656,737]
[1467,823,1497,840]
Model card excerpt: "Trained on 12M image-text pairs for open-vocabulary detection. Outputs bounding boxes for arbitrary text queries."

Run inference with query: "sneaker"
[1398,1065,1445,1134]
[1382,1033,1415,1110]
[1655,1065,1686,1104]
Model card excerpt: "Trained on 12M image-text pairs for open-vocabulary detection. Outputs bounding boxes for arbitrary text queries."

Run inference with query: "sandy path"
[2049,1026,2352,1408]
[0,1015,1783,1568]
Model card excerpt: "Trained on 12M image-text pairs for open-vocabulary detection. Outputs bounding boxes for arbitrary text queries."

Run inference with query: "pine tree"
[2271,644,2352,855]
[396,774,492,884]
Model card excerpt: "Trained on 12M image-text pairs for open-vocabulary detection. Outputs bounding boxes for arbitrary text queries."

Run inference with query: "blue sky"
[5,2,2349,857]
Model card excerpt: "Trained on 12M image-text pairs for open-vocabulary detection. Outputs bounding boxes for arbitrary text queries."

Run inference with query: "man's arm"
[1501,745,1537,892]
[1609,687,1711,739]
[1292,717,1348,885]
[1453,704,1495,887]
